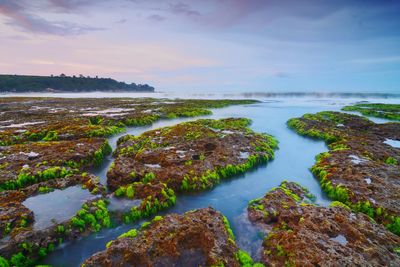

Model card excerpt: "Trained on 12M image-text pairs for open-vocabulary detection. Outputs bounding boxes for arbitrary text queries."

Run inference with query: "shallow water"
[330,234,348,246]
[384,138,400,148]
[23,186,94,231]
[41,98,399,266]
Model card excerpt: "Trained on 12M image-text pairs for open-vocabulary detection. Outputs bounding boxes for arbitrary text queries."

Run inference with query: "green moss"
[0,256,9,267]
[70,199,111,232]
[38,186,54,194]
[93,141,112,167]
[125,185,135,198]
[26,131,46,141]
[385,157,398,165]
[142,172,156,184]
[329,201,351,210]
[140,221,151,229]
[222,215,235,241]
[89,116,103,125]
[124,115,159,127]
[125,187,176,223]
[386,216,400,235]
[42,131,58,141]
[310,152,350,204]
[279,181,301,202]
[329,143,350,151]
[118,228,138,239]
[0,166,72,190]
[87,125,125,137]
[276,244,287,257]
[114,186,126,197]
[180,149,276,192]
[342,103,400,121]
[236,250,253,266]
[312,152,400,235]
[56,225,65,234]
[287,118,339,143]
[165,107,212,118]
[152,215,163,222]
[10,252,33,267]
[4,222,11,235]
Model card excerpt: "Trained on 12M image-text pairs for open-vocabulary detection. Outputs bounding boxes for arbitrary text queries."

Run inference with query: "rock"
[0,97,260,266]
[83,207,242,267]
[0,138,111,189]
[248,181,400,266]
[108,118,277,192]
[0,191,33,239]
[342,103,400,121]
[0,98,258,145]
[107,118,277,224]
[288,111,400,234]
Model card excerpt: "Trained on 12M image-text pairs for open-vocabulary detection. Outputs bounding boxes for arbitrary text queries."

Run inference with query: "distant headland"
[0,74,155,93]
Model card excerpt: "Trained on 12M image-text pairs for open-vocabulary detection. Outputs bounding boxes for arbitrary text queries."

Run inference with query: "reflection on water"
[107,197,141,213]
[23,186,94,230]
[41,97,399,266]
[384,138,400,148]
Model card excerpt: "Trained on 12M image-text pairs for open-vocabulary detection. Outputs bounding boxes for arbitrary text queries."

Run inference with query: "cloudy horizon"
[1,0,400,93]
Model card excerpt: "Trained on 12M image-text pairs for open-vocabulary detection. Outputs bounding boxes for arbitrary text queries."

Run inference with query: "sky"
[0,0,400,93]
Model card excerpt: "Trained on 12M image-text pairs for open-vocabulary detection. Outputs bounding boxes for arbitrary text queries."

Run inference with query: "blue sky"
[0,0,399,93]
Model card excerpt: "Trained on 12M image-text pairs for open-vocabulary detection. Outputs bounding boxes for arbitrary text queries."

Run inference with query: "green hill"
[0,74,155,93]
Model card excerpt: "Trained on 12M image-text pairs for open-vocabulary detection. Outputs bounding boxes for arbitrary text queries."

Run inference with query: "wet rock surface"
[108,118,277,192]
[342,103,400,121]
[248,181,400,266]
[0,97,257,146]
[0,191,33,239]
[83,207,242,267]
[107,118,277,224]
[0,138,110,188]
[288,111,400,234]
[0,97,260,265]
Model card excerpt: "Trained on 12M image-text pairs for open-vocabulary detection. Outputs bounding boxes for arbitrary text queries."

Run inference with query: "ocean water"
[19,94,396,266]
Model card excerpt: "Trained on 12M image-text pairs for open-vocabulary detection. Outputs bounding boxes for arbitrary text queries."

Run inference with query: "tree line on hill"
[0,74,155,92]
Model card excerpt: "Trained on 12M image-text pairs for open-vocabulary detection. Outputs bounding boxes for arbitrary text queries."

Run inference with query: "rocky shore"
[248,181,400,266]
[0,97,265,266]
[83,207,263,267]
[108,118,277,223]
[288,111,400,235]
[342,103,400,121]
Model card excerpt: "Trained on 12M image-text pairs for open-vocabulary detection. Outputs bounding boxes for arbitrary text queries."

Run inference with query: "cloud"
[168,2,201,17]
[0,0,103,35]
[47,0,97,12]
[116,18,127,24]
[147,14,166,22]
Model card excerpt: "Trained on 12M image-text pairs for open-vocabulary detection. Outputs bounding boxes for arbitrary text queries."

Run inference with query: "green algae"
[288,112,400,235]
[70,199,111,232]
[123,186,177,223]
[0,166,72,191]
[342,103,400,121]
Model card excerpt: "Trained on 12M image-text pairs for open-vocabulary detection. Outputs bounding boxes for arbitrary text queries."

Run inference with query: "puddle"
[144,164,161,168]
[107,197,142,213]
[239,152,250,159]
[0,121,45,129]
[349,155,368,164]
[383,138,400,148]
[330,234,348,246]
[23,186,94,230]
